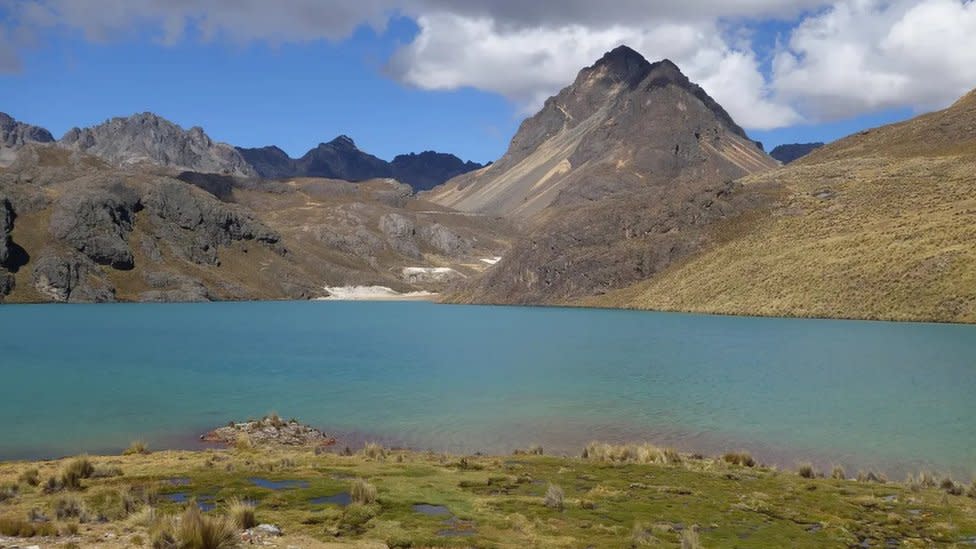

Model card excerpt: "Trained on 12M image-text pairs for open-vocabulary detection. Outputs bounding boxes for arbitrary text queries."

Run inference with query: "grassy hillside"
[585,90,976,323]
[1,443,974,548]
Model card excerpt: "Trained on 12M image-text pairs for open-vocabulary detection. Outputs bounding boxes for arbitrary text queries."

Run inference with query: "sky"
[1,0,974,164]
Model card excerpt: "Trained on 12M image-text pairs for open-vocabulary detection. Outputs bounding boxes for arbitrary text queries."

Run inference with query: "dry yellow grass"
[584,89,976,323]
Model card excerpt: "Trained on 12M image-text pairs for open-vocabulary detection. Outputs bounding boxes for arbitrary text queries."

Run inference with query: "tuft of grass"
[543,483,564,510]
[60,456,95,490]
[174,504,239,549]
[362,442,386,460]
[583,442,683,465]
[857,470,888,484]
[797,463,816,479]
[941,477,964,496]
[681,525,703,549]
[52,495,93,522]
[124,441,151,455]
[514,445,544,456]
[722,451,756,468]
[0,515,57,537]
[350,479,377,505]
[226,497,256,530]
[0,483,17,503]
[234,434,253,452]
[831,465,846,480]
[18,468,40,487]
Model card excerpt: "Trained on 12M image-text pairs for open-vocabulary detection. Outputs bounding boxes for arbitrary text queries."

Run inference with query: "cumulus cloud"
[388,12,800,128]
[2,0,975,130]
[773,0,976,119]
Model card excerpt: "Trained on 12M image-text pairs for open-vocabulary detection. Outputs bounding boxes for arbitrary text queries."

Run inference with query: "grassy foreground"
[1,442,975,548]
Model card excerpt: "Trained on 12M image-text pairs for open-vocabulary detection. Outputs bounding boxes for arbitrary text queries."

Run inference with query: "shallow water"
[0,301,974,478]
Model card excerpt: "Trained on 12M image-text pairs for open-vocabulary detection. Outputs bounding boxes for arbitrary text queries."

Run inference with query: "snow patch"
[480,256,502,265]
[317,286,437,301]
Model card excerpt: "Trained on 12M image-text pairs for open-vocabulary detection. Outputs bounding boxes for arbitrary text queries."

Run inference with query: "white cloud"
[2,0,975,130]
[388,12,800,129]
[773,0,976,119]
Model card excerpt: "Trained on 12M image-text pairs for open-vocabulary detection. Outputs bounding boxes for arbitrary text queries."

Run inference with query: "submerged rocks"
[201,416,335,447]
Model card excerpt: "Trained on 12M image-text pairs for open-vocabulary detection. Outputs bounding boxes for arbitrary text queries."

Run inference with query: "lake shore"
[1,440,974,548]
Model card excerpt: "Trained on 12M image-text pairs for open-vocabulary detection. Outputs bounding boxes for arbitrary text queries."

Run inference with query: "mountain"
[770,142,825,164]
[0,112,55,165]
[587,86,976,323]
[390,152,484,191]
[59,112,255,176]
[438,46,777,304]
[427,46,773,219]
[292,135,392,181]
[235,145,294,179]
[0,143,510,304]
[239,141,484,189]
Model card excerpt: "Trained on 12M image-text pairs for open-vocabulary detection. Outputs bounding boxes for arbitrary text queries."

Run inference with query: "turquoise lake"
[0,301,973,479]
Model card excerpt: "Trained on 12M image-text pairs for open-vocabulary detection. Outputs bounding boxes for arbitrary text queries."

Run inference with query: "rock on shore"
[200,416,336,447]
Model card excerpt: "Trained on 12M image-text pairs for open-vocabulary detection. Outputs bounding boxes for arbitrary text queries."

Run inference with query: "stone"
[31,251,116,303]
[49,183,140,269]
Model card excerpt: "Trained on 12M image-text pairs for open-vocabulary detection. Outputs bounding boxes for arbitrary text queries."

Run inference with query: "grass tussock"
[857,470,888,484]
[18,468,40,487]
[225,497,256,530]
[941,477,965,496]
[680,525,703,549]
[351,479,377,505]
[171,504,239,549]
[544,483,564,510]
[0,483,17,503]
[0,515,57,537]
[831,465,846,480]
[362,442,386,460]
[582,442,683,465]
[234,434,253,452]
[53,495,93,522]
[798,463,817,479]
[124,441,151,455]
[513,445,544,456]
[722,451,756,468]
[59,456,95,490]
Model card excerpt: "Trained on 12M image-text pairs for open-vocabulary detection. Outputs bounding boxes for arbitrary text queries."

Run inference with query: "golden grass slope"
[585,89,976,323]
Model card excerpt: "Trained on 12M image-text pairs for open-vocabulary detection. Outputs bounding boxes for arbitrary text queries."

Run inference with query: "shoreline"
[3,296,975,326]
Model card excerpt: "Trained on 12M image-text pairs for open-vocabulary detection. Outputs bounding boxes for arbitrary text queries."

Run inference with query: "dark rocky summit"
[238,140,483,189]
[770,142,825,164]
[60,112,255,176]
[391,151,484,191]
[294,135,392,181]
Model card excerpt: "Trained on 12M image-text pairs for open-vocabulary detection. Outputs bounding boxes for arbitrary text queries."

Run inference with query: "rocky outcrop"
[31,250,116,302]
[770,142,825,164]
[0,197,13,267]
[235,145,294,179]
[60,113,255,176]
[49,184,140,269]
[0,112,54,166]
[391,152,484,191]
[143,179,283,265]
[138,271,210,302]
[200,416,335,447]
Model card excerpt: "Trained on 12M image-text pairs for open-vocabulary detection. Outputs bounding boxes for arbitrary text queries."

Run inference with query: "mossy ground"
[1,445,974,547]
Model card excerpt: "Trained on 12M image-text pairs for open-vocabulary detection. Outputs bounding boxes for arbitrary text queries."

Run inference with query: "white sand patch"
[480,257,502,265]
[317,286,437,301]
[401,267,464,284]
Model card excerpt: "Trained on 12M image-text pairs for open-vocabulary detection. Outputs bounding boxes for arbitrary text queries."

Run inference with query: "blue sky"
[1,1,973,163]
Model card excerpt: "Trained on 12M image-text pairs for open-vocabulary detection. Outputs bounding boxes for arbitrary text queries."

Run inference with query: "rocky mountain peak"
[58,112,254,176]
[326,135,358,150]
[0,112,56,165]
[590,45,653,85]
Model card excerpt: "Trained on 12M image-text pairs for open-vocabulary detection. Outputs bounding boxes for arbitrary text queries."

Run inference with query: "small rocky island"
[200,415,336,447]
